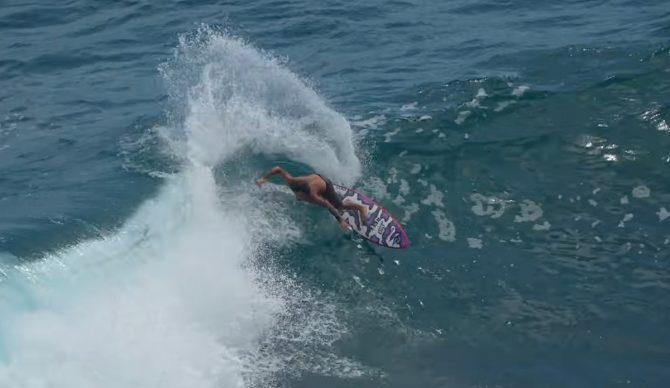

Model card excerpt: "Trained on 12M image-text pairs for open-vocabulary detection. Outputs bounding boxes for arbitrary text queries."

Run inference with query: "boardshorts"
[316,174,344,210]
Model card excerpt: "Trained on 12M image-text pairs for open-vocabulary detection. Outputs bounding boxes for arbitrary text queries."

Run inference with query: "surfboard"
[333,184,410,249]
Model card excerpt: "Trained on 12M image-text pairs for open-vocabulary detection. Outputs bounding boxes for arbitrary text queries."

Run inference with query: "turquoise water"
[1,1,669,387]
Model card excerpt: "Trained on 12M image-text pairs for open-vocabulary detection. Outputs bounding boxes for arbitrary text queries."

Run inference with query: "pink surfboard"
[334,184,410,249]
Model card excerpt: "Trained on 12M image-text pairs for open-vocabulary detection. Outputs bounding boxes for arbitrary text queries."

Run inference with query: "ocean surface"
[1,1,669,387]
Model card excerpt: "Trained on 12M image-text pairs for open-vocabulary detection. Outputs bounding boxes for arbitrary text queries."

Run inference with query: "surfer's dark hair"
[288,180,309,194]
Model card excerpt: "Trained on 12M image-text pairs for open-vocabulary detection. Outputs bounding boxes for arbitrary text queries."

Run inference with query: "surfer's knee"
[344,201,364,211]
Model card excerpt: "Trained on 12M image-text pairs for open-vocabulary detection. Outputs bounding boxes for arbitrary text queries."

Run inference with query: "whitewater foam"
[0,167,277,388]
[0,28,364,388]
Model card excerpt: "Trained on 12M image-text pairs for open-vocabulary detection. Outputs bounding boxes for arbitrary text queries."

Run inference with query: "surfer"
[256,166,368,231]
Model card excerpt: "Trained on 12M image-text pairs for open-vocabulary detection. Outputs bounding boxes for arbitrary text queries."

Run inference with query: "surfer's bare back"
[256,166,368,231]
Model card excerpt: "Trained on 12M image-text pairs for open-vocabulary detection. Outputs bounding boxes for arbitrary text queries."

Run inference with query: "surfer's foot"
[359,207,369,221]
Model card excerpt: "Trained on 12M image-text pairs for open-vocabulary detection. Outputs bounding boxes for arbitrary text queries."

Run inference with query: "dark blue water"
[1,1,669,387]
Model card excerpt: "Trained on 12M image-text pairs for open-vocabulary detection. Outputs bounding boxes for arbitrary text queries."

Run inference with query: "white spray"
[0,28,362,388]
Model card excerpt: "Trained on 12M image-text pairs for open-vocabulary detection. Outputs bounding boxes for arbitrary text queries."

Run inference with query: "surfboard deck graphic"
[333,184,410,249]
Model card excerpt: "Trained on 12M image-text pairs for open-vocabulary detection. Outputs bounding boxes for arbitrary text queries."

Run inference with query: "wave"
[0,28,364,387]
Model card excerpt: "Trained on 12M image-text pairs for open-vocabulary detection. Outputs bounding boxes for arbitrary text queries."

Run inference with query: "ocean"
[1,1,669,387]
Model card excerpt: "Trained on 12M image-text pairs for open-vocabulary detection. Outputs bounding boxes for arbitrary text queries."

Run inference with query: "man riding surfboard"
[256,166,369,231]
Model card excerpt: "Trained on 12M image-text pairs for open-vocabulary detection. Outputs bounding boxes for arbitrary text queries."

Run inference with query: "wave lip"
[159,26,361,183]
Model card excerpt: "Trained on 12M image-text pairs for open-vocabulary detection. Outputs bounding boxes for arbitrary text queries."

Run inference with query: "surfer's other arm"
[312,196,342,221]
[311,195,349,231]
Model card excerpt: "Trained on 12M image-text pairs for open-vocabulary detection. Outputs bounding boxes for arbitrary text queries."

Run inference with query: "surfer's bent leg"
[343,200,369,222]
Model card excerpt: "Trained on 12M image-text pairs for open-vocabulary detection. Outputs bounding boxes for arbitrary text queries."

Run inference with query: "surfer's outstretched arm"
[256,166,291,185]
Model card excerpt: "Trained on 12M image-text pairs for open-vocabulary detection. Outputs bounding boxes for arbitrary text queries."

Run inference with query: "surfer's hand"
[255,178,267,186]
[339,219,350,232]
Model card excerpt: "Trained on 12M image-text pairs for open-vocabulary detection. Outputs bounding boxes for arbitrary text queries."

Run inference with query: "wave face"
[0,29,362,388]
